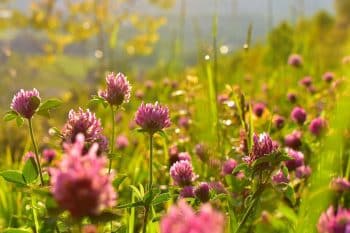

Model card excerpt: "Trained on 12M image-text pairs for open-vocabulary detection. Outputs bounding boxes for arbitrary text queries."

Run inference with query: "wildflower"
[317,206,350,233]
[169,145,180,166]
[236,171,245,180]
[222,158,237,175]
[115,135,129,150]
[299,76,313,87]
[253,103,265,118]
[180,186,195,198]
[244,133,279,164]
[99,72,131,106]
[135,89,144,100]
[50,134,116,218]
[11,89,40,119]
[261,211,271,224]
[62,108,108,153]
[217,94,229,104]
[309,117,327,136]
[135,102,171,135]
[307,85,317,94]
[169,145,179,157]
[195,182,210,203]
[178,152,191,162]
[209,181,227,194]
[82,225,98,233]
[323,72,334,83]
[295,165,311,179]
[273,115,285,129]
[43,148,56,163]
[331,177,350,192]
[145,80,155,89]
[170,160,196,187]
[272,170,290,184]
[285,148,304,170]
[195,143,209,162]
[291,107,307,125]
[287,92,297,103]
[284,130,302,149]
[160,200,224,233]
[288,54,303,67]
[178,116,191,129]
[23,151,35,162]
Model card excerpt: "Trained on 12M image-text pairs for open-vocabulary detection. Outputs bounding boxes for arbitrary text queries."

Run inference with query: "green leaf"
[282,166,289,177]
[89,96,108,108]
[16,116,24,127]
[129,185,143,200]
[37,99,62,118]
[112,175,128,189]
[23,157,38,184]
[232,163,248,174]
[284,185,296,205]
[151,215,161,222]
[0,170,26,185]
[116,201,144,209]
[3,111,18,122]
[252,151,291,168]
[3,228,32,233]
[151,192,171,206]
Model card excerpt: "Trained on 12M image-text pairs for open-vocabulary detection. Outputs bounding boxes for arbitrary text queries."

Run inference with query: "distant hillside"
[5,0,334,66]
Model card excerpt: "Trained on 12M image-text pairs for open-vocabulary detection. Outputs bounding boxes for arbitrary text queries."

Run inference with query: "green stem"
[28,119,44,186]
[148,134,153,192]
[234,185,264,233]
[142,133,154,233]
[108,105,115,174]
[142,207,149,233]
[31,194,39,233]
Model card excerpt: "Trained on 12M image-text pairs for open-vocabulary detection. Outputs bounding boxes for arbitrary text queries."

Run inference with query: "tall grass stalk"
[205,0,221,151]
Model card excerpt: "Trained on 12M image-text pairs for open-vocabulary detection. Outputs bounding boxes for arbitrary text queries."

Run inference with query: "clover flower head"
[99,72,131,106]
[11,88,40,119]
[135,102,171,134]
[50,134,116,218]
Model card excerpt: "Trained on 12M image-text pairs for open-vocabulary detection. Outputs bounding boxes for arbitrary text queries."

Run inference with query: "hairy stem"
[148,134,153,192]
[108,105,115,173]
[142,134,154,233]
[28,119,44,185]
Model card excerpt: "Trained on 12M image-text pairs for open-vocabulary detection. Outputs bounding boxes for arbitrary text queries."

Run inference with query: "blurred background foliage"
[1,0,350,232]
